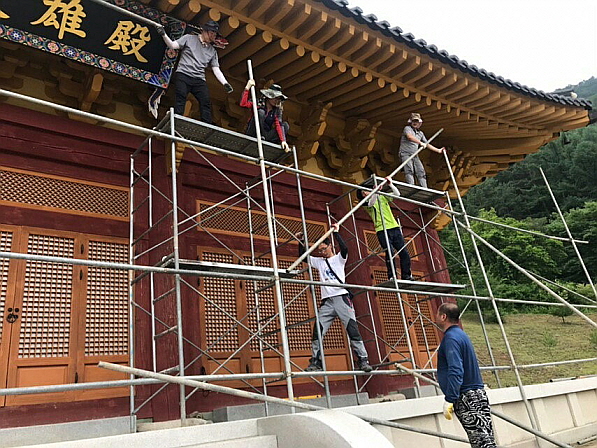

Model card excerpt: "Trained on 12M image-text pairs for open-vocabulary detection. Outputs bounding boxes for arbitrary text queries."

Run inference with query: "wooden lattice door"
[372,268,439,369]
[1,228,129,406]
[0,226,20,407]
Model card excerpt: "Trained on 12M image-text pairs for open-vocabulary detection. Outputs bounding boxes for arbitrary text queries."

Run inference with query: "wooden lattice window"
[18,234,75,358]
[279,259,312,352]
[197,200,325,242]
[0,230,13,343]
[364,230,418,260]
[373,269,408,350]
[405,294,439,348]
[85,241,129,356]
[243,256,278,351]
[0,167,128,220]
[202,252,239,351]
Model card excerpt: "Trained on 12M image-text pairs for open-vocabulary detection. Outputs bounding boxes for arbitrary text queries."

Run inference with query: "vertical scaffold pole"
[247,60,295,403]
[442,150,540,432]
[540,167,597,300]
[445,195,501,387]
[128,154,136,433]
[169,108,187,423]
[348,194,383,363]
[246,183,270,415]
[372,176,421,397]
[148,138,157,372]
[325,202,361,404]
[295,149,332,408]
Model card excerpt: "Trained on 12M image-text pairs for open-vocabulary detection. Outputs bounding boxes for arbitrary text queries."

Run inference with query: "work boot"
[306,360,322,372]
[401,275,415,281]
[358,359,373,373]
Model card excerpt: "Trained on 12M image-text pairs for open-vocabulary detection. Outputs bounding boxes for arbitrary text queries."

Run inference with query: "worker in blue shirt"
[436,302,496,448]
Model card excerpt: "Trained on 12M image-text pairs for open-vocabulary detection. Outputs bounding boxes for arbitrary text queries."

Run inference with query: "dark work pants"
[174,73,212,123]
[246,109,289,143]
[377,227,412,280]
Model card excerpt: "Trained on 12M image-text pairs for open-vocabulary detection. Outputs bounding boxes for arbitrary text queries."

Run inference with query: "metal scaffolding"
[0,75,596,448]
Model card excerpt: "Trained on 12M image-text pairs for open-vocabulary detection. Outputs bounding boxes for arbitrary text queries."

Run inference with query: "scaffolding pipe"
[442,151,541,432]
[539,167,597,299]
[2,355,595,398]
[459,221,597,329]
[247,60,295,403]
[128,155,137,432]
[348,191,383,362]
[371,175,421,397]
[295,150,333,407]
[287,128,443,271]
[395,365,571,448]
[1,249,596,312]
[246,183,270,415]
[467,214,588,245]
[446,195,502,387]
[99,362,475,445]
[87,0,161,28]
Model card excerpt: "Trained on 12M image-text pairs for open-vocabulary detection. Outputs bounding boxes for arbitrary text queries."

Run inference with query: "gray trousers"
[311,294,368,363]
[399,150,427,188]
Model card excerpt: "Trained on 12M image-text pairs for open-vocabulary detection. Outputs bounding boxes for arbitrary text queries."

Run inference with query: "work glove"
[281,141,290,152]
[156,26,166,36]
[443,401,454,420]
[224,83,234,94]
[245,79,256,90]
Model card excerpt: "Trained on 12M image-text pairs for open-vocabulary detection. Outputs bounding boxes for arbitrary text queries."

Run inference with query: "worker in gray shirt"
[157,21,233,123]
[399,113,445,188]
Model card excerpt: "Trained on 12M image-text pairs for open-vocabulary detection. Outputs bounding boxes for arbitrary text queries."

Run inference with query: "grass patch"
[461,312,597,388]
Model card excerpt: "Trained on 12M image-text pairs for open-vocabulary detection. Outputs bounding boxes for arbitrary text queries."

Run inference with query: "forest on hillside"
[440,78,597,314]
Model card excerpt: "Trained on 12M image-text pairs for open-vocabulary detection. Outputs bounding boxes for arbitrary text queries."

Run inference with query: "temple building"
[0,0,591,429]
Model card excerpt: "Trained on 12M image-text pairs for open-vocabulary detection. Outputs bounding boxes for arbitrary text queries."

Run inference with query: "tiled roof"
[317,0,592,109]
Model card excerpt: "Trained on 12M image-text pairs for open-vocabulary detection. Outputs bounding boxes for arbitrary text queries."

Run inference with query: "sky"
[350,0,597,92]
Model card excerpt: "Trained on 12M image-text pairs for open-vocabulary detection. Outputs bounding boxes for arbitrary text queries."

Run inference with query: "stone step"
[213,393,369,422]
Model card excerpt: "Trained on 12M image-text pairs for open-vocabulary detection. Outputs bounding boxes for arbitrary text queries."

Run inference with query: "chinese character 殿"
[31,0,87,39]
[104,21,150,63]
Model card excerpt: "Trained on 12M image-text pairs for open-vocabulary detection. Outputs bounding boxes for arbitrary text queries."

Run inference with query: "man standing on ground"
[436,302,497,448]
[399,113,445,188]
[357,178,413,281]
[295,224,372,373]
[157,21,233,123]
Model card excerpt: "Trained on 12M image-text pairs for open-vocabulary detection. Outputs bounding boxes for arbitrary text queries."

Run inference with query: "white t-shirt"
[309,253,349,299]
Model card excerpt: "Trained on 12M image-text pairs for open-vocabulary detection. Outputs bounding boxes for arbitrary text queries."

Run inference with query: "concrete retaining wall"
[344,376,597,447]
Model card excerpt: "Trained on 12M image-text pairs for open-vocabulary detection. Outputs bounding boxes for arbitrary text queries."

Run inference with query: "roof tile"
[314,0,591,109]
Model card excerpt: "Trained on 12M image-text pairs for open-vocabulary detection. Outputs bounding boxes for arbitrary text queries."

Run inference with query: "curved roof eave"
[317,0,592,110]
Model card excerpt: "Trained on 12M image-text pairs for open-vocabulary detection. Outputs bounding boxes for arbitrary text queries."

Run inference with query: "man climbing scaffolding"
[295,224,372,373]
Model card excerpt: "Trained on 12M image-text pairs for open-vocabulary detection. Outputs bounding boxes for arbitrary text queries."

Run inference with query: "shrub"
[590,330,597,349]
[549,305,574,323]
[542,332,557,348]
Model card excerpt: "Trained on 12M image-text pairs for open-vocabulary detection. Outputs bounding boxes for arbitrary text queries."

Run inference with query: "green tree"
[463,125,597,220]
[545,202,597,283]
[440,209,567,311]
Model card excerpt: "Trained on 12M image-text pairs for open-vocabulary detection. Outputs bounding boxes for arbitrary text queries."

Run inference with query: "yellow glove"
[281,141,290,152]
[443,401,454,420]
[245,79,256,90]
